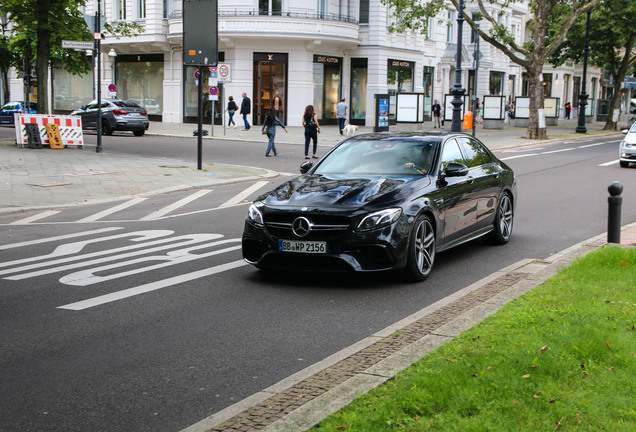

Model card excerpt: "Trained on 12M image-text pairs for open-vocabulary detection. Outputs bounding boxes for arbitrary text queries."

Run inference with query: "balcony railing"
[169,9,359,24]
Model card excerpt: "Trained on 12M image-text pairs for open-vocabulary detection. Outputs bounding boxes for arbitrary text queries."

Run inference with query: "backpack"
[228,101,237,111]
[306,115,317,129]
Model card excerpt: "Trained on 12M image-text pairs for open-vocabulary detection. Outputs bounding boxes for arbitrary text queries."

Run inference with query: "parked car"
[620,121,636,168]
[0,101,38,125]
[242,132,517,281]
[71,99,149,136]
[129,98,161,115]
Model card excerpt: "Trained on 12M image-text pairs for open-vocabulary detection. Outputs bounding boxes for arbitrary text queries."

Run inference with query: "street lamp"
[450,0,466,132]
[575,6,591,133]
[108,48,117,86]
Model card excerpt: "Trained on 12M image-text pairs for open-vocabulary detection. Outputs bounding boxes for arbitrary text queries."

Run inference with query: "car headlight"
[246,204,264,227]
[356,208,402,231]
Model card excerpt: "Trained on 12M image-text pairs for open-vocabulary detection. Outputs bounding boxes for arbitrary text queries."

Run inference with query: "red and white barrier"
[15,114,84,149]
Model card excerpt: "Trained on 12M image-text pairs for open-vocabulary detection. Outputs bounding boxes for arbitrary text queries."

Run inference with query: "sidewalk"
[0,118,620,213]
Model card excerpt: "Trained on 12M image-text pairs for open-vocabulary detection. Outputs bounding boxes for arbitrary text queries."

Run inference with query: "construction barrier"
[15,114,84,149]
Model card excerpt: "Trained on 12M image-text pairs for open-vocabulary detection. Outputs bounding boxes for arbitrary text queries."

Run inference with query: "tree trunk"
[35,0,52,114]
[526,68,547,140]
[603,35,635,131]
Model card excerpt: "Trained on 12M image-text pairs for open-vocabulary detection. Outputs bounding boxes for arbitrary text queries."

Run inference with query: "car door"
[456,137,502,231]
[430,138,478,245]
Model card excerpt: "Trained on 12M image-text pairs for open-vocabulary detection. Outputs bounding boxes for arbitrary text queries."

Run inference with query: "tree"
[383,0,601,139]
[549,0,636,130]
[0,0,143,114]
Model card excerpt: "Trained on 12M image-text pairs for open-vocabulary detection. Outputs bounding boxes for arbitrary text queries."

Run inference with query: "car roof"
[342,131,475,143]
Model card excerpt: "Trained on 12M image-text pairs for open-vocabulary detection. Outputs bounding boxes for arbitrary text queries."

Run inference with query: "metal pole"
[95,4,102,153]
[450,0,466,132]
[197,65,203,170]
[575,8,591,134]
[607,182,623,244]
[472,33,479,137]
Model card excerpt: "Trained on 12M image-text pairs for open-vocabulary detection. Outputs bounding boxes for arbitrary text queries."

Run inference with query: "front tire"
[405,214,436,282]
[619,161,629,168]
[487,192,513,244]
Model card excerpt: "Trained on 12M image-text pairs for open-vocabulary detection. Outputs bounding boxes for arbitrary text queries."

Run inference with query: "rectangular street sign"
[62,40,94,50]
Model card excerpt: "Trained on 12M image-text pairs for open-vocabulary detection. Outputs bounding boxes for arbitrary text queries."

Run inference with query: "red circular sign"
[209,66,217,73]
[194,70,200,80]
[209,86,219,96]
[219,65,229,77]
[108,84,117,92]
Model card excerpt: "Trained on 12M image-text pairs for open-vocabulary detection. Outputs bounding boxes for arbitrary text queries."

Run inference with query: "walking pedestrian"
[240,92,251,130]
[504,100,511,125]
[432,99,442,128]
[336,97,348,135]
[302,104,320,159]
[226,96,238,128]
[565,102,571,119]
[261,107,287,157]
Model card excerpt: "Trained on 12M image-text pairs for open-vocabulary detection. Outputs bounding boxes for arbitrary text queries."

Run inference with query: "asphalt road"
[0,132,634,432]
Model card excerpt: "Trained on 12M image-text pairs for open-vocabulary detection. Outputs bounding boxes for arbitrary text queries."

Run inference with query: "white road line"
[58,259,247,310]
[77,197,148,222]
[541,147,575,154]
[139,190,212,221]
[0,227,123,250]
[499,153,539,161]
[599,160,619,167]
[9,210,61,225]
[578,142,609,149]
[219,181,270,207]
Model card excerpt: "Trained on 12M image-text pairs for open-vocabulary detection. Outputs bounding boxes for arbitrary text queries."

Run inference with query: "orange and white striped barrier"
[15,114,84,149]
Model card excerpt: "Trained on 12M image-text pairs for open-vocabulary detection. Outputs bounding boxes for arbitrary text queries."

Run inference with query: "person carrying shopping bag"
[261,108,287,157]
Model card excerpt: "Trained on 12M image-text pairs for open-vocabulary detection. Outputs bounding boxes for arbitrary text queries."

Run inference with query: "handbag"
[307,115,317,129]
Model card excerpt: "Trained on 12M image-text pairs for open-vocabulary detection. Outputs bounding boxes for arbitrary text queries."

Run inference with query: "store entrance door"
[253,53,287,125]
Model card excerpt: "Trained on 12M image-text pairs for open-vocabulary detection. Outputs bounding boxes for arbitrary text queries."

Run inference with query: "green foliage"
[315,246,636,431]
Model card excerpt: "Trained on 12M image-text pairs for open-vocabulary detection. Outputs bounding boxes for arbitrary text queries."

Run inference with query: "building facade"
[7,0,605,125]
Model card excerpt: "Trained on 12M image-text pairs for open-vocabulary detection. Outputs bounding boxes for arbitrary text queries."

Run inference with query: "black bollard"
[607,182,623,244]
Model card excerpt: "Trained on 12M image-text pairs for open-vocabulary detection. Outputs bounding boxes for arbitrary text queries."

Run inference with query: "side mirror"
[621,129,628,134]
[443,162,469,178]
[300,161,313,174]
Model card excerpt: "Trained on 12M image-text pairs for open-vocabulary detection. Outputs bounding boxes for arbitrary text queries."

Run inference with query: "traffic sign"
[209,66,217,73]
[209,86,219,96]
[194,69,200,80]
[108,84,117,92]
[62,40,94,50]
[218,63,232,82]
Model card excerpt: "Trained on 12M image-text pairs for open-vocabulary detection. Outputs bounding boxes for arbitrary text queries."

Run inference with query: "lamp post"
[575,6,591,134]
[450,0,466,132]
[95,0,103,153]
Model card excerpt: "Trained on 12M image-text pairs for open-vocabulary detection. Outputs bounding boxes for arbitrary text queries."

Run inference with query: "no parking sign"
[209,86,219,101]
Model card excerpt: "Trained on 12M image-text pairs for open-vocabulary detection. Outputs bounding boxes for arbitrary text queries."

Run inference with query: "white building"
[8,0,604,125]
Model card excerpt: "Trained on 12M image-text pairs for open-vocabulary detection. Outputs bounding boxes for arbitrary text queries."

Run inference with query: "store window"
[350,58,368,125]
[115,54,164,118]
[313,55,342,123]
[489,71,505,95]
[422,66,434,119]
[542,73,552,97]
[387,59,414,123]
[52,66,94,112]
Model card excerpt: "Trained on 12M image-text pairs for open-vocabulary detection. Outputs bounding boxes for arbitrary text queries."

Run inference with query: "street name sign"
[62,40,94,50]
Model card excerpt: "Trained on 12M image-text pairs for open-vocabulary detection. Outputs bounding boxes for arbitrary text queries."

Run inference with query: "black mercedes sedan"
[242,132,516,281]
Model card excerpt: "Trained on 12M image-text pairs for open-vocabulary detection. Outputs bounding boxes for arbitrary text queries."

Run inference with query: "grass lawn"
[314,246,636,431]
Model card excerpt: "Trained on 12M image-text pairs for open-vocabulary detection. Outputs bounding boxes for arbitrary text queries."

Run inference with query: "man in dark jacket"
[240,93,251,130]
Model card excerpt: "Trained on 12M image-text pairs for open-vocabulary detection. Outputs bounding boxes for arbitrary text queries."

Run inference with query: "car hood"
[258,174,430,209]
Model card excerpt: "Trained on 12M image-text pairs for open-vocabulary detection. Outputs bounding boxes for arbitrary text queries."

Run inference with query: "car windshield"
[314,138,439,176]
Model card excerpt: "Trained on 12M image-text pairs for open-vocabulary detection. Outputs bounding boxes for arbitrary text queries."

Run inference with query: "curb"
[182,224,635,432]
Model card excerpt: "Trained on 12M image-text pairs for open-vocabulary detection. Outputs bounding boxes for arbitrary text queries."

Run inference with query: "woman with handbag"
[261,107,287,157]
[302,105,320,159]
[226,96,238,128]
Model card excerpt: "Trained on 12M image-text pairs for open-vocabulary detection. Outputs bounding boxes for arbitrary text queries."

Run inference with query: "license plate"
[279,239,327,254]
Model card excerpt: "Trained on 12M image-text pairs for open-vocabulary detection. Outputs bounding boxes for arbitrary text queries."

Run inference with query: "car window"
[123,101,140,108]
[439,139,464,172]
[3,103,19,110]
[314,139,439,176]
[457,137,492,168]
[86,102,99,109]
[113,101,127,108]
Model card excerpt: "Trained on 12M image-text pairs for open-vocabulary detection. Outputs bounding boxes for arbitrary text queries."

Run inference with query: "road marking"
[0,227,123,250]
[500,153,539,161]
[59,240,241,286]
[0,230,174,273]
[9,210,61,225]
[599,160,619,167]
[3,233,220,279]
[139,189,212,220]
[578,142,610,149]
[541,147,575,154]
[219,181,270,207]
[58,259,247,310]
[77,197,148,222]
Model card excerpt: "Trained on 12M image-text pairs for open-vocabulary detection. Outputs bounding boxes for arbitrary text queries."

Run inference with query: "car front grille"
[264,213,352,240]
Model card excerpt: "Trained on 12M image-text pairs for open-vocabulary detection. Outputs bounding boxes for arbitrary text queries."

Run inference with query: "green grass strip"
[315,246,636,431]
